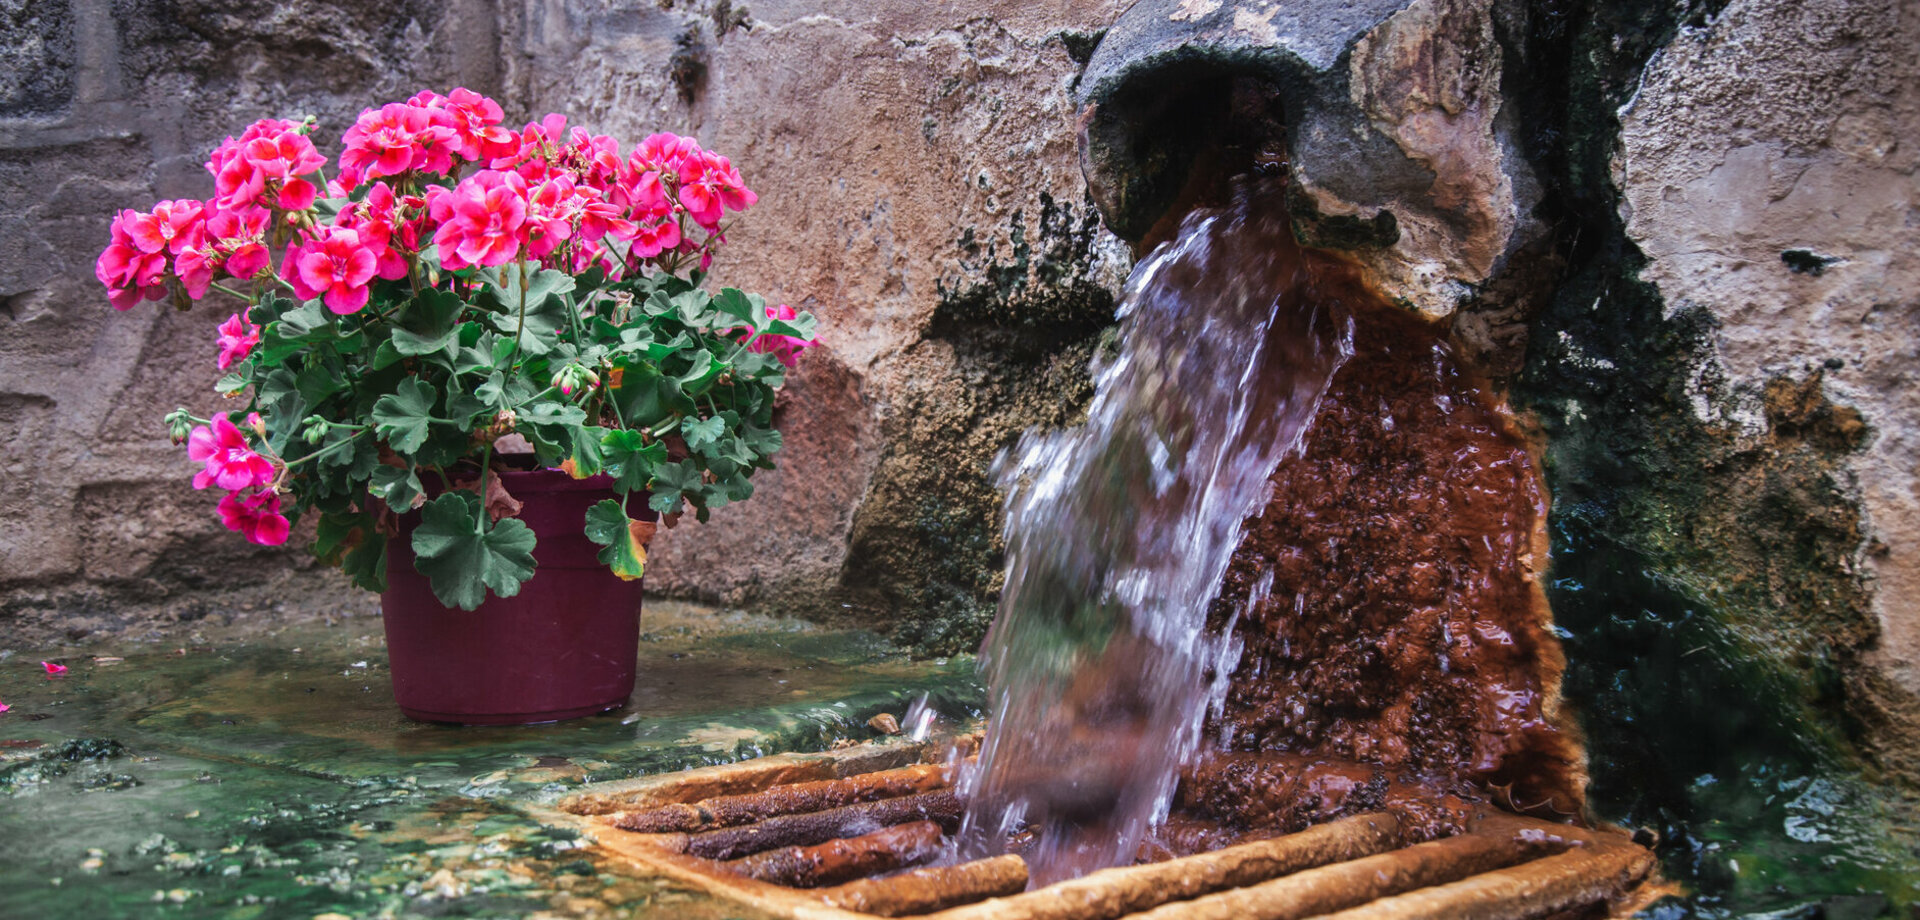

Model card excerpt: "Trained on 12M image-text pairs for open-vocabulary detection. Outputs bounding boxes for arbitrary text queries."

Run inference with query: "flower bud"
[551,363,598,396]
[165,408,196,445]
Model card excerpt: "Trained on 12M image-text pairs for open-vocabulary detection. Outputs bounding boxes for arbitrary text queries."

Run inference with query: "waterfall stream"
[957,180,1354,886]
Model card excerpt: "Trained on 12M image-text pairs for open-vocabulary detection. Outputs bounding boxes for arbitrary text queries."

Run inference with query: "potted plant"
[96,88,818,724]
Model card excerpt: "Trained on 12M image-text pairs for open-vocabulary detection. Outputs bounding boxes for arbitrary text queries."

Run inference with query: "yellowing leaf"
[583,499,648,581]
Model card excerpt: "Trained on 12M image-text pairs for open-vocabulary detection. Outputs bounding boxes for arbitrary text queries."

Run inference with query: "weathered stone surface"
[1616,0,1920,774]
[504,1,1133,643]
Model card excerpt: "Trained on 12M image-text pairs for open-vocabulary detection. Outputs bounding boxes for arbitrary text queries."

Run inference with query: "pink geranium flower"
[96,210,170,310]
[632,132,698,173]
[241,132,327,210]
[187,413,275,491]
[218,489,291,546]
[676,150,756,230]
[215,312,259,370]
[41,661,67,676]
[208,118,315,211]
[339,103,456,188]
[125,199,208,256]
[628,217,682,260]
[205,206,272,280]
[415,87,518,162]
[337,183,413,282]
[429,170,529,270]
[523,175,580,259]
[285,226,379,314]
[747,304,817,368]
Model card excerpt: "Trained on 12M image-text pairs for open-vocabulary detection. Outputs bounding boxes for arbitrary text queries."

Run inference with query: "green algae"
[1549,519,1920,917]
[0,607,979,918]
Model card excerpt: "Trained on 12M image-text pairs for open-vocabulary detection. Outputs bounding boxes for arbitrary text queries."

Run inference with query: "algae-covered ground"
[0,603,982,919]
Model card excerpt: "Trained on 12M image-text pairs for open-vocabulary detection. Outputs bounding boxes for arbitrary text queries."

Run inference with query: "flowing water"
[957,180,1353,886]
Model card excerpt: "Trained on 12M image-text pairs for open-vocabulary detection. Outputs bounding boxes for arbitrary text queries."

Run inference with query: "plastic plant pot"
[381,469,653,725]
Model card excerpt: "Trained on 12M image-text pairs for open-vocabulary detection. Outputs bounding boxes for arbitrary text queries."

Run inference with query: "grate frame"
[526,740,1669,920]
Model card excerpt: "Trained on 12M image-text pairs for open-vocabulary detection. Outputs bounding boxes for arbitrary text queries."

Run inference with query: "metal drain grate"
[541,741,1664,919]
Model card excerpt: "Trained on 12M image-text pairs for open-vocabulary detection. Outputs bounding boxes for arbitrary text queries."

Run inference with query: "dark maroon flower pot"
[381,470,655,725]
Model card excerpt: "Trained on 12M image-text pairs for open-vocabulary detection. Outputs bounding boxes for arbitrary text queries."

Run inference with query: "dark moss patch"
[929,193,1118,357]
[1055,29,1105,66]
[845,196,1119,656]
[1284,190,1399,250]
[1781,248,1842,276]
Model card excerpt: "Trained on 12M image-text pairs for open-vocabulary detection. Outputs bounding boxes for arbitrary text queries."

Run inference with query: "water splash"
[957,180,1353,885]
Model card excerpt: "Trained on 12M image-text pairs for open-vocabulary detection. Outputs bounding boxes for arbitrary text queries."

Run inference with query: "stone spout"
[1075,0,1544,320]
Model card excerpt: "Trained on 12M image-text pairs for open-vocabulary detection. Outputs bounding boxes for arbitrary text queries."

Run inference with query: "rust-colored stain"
[1205,291,1585,827]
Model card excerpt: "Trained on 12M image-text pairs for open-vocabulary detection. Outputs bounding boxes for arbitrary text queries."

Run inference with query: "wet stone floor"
[0,602,981,919]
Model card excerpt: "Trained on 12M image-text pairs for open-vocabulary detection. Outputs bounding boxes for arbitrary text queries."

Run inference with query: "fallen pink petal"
[0,702,10,714]
[41,661,67,675]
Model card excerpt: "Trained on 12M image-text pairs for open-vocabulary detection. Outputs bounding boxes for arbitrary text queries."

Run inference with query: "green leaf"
[341,530,388,593]
[475,371,508,408]
[296,362,346,409]
[451,327,495,375]
[681,415,726,450]
[274,301,333,339]
[520,401,588,429]
[564,425,608,478]
[410,492,538,611]
[372,378,436,453]
[443,391,490,431]
[371,339,407,371]
[583,499,649,580]
[601,428,667,495]
[391,325,458,357]
[740,424,783,458]
[370,465,424,509]
[710,288,762,330]
[670,289,716,327]
[258,301,336,364]
[313,511,368,566]
[478,262,577,313]
[647,461,706,515]
[391,289,465,357]
[677,349,726,396]
[612,361,693,427]
[766,311,817,341]
[479,263,576,357]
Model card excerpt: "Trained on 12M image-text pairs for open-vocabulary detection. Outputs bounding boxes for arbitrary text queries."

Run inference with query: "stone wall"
[0,0,1130,649]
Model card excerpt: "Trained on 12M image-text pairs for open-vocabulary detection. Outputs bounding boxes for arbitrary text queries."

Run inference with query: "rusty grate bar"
[536,741,1664,920]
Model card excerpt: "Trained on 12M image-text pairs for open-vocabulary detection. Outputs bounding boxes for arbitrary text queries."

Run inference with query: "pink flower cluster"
[95,122,298,311]
[424,114,757,275]
[745,304,818,369]
[100,87,758,325]
[209,118,327,213]
[96,200,212,309]
[186,413,289,545]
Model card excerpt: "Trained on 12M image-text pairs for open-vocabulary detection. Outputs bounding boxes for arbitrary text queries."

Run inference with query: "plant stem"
[473,439,494,533]
[209,282,254,301]
[278,428,368,472]
[508,256,531,366]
